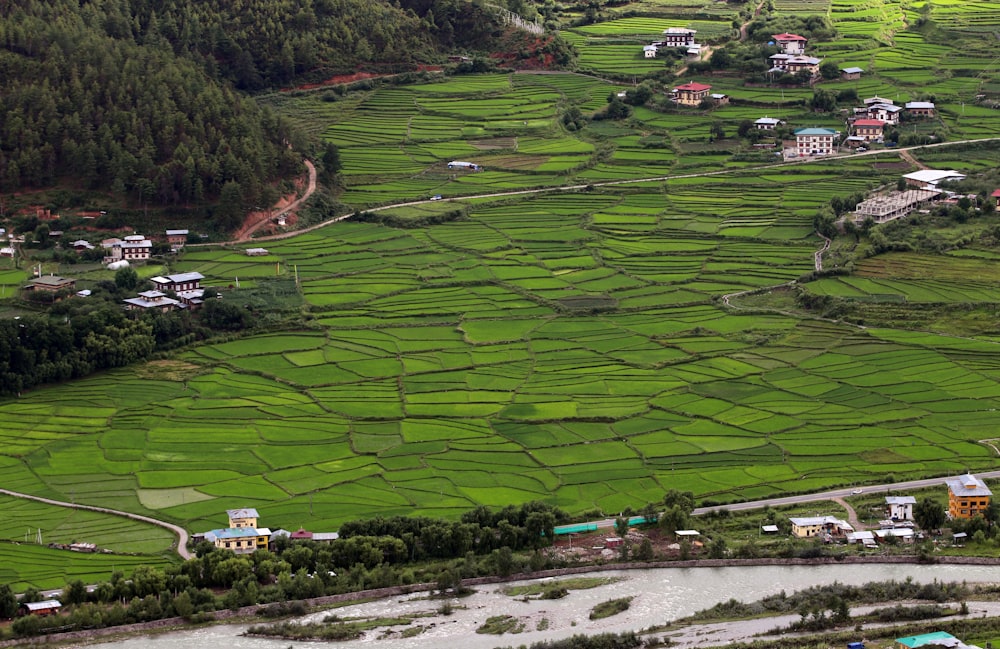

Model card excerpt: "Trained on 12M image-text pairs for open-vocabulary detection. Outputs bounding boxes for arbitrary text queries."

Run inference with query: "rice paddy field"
[4,0,1000,589]
[4,158,1000,539]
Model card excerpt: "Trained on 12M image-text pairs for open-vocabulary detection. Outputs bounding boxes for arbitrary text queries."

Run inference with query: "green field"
[3,0,1000,590]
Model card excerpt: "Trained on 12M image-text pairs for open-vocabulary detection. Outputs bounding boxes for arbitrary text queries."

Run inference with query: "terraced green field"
[4,167,1000,537]
[4,0,1000,590]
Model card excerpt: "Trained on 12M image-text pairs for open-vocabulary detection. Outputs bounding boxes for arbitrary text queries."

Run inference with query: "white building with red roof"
[772,32,807,54]
[672,82,712,106]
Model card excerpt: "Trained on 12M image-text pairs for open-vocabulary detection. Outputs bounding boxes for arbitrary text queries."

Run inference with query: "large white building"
[794,127,838,156]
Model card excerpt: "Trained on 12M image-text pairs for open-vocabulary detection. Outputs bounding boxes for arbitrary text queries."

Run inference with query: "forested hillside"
[0,0,537,214]
[0,1,303,213]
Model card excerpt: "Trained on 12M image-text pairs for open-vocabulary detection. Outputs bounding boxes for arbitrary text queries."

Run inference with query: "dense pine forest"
[0,0,536,216]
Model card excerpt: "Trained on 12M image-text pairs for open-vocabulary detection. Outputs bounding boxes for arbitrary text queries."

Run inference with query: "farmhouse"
[841,66,864,80]
[28,275,76,292]
[902,169,966,190]
[71,239,95,251]
[123,290,181,313]
[769,54,822,77]
[659,27,696,48]
[794,127,838,156]
[151,272,203,293]
[19,600,62,617]
[671,82,712,106]
[886,496,917,521]
[103,234,152,263]
[772,32,807,54]
[852,189,940,224]
[947,473,992,519]
[992,188,1000,208]
[165,229,189,250]
[755,116,783,130]
[905,101,935,117]
[643,45,658,58]
[866,102,902,124]
[789,516,853,539]
[852,118,885,141]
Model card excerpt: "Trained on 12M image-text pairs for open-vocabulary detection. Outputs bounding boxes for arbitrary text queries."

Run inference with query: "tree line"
[0,270,252,396]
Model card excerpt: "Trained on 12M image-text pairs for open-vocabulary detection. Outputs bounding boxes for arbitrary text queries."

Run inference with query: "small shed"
[675,529,700,538]
[245,248,270,256]
[761,524,779,534]
[19,600,62,617]
[841,66,864,80]
[605,537,624,548]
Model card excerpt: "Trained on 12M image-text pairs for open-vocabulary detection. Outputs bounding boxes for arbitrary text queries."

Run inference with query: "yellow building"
[227,508,260,528]
[947,474,992,519]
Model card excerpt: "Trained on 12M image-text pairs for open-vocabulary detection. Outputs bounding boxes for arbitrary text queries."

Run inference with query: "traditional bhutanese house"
[643,44,658,58]
[123,290,181,313]
[992,188,1000,208]
[772,32,807,54]
[671,82,711,106]
[867,102,902,124]
[165,229,189,250]
[71,239,95,251]
[227,508,260,528]
[789,516,853,538]
[794,127,838,156]
[755,117,783,130]
[659,27,696,47]
[769,54,822,76]
[905,101,935,117]
[902,169,966,190]
[151,272,205,309]
[852,118,885,141]
[151,272,203,293]
[841,66,864,80]
[19,600,62,617]
[886,496,917,521]
[290,528,314,541]
[28,276,76,292]
[864,95,894,106]
[947,473,992,519]
[104,234,152,263]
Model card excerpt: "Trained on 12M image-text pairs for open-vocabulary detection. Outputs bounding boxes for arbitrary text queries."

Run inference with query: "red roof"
[772,33,807,41]
[674,82,711,92]
[992,189,1000,198]
[854,119,884,127]
[290,528,314,539]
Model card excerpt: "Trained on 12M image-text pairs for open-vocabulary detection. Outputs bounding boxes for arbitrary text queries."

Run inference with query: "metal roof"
[794,128,838,136]
[886,496,917,505]
[23,600,62,611]
[227,508,260,520]
[946,474,992,497]
[206,527,261,540]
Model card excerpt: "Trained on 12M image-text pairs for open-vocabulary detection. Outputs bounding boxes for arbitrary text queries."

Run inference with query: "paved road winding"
[0,488,193,560]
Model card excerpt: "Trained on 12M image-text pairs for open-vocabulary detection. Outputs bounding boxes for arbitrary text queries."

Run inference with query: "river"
[89,563,1000,649]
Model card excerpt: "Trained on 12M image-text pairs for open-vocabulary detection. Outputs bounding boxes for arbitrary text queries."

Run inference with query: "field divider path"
[0,488,193,560]
[206,137,1000,247]
[814,231,831,271]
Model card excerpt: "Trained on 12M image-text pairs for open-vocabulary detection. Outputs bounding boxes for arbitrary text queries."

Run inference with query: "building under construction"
[852,189,940,224]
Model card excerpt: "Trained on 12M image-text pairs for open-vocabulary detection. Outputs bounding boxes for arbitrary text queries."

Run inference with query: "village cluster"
[17,227,271,311]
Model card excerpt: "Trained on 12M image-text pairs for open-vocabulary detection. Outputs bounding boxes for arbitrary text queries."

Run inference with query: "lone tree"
[915,497,946,532]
